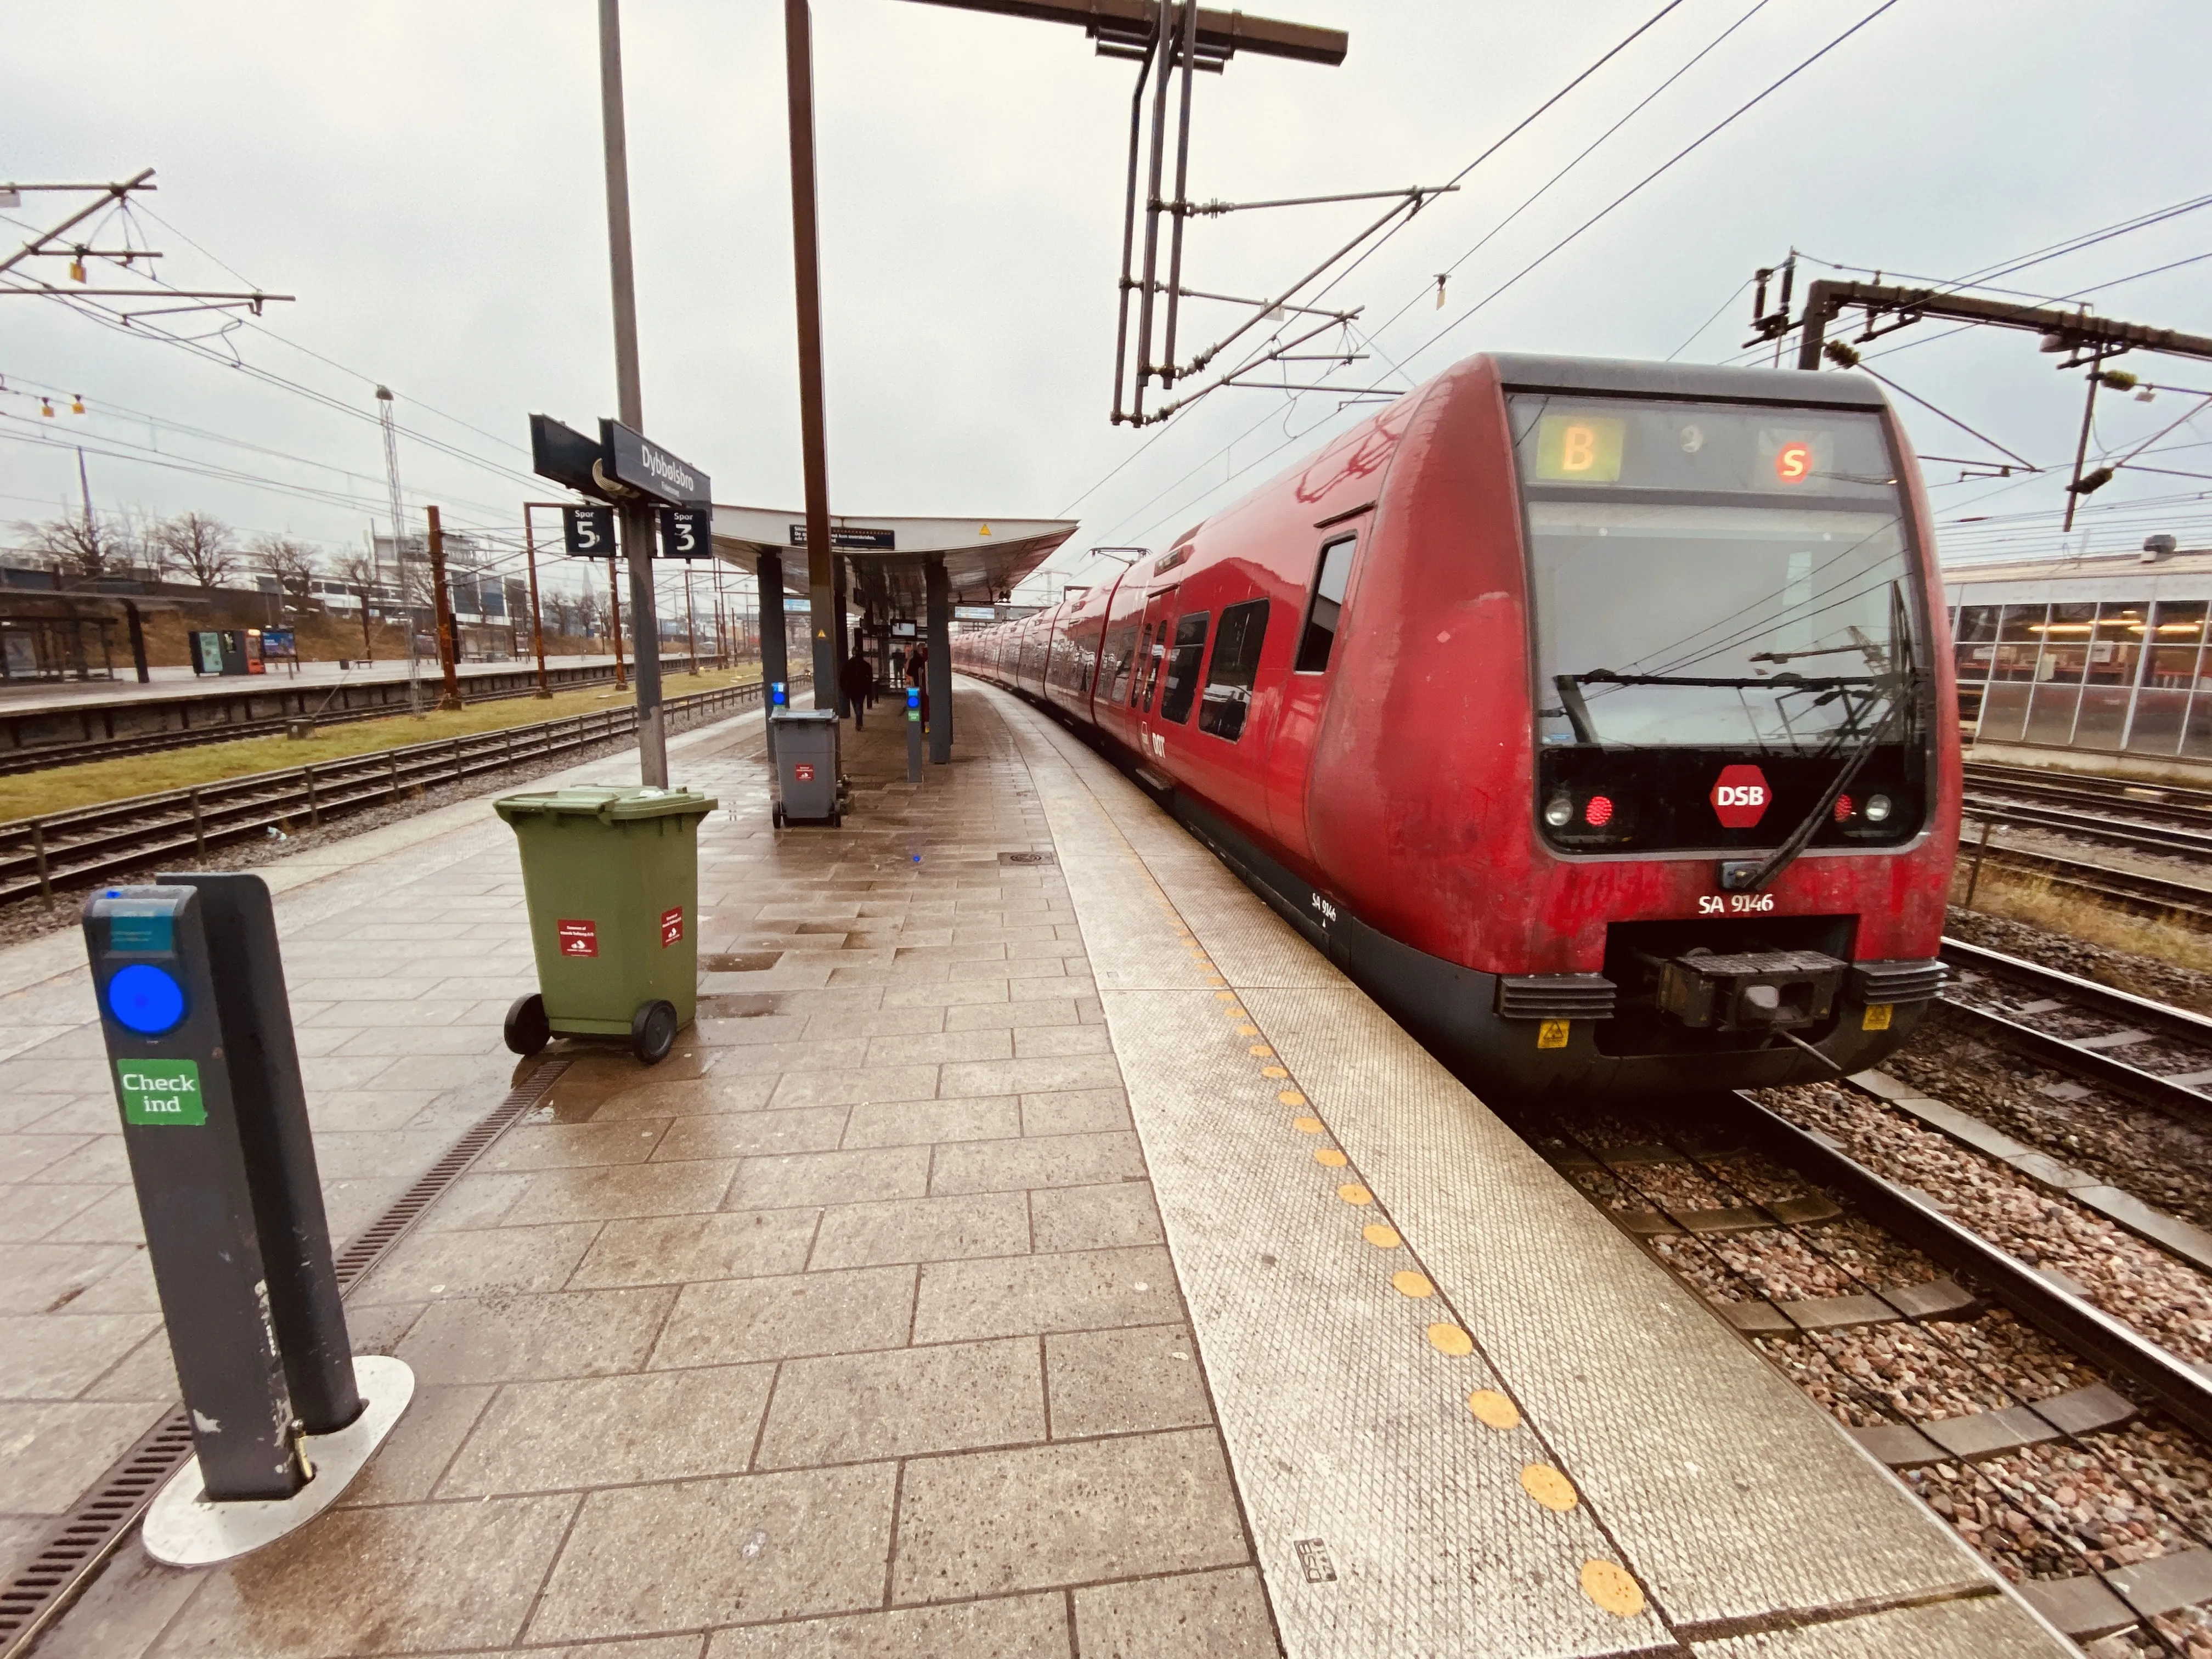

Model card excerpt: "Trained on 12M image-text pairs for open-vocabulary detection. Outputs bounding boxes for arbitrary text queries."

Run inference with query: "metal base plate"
[141,1356,415,1567]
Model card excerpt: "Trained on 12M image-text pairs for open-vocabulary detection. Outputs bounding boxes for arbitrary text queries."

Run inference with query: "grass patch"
[3,664,760,824]
[1951,860,2212,975]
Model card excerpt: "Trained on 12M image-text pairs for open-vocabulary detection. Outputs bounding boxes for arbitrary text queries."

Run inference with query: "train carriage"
[956,353,1957,1097]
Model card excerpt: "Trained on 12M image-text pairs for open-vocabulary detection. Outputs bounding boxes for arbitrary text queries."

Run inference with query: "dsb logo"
[1709,764,1771,828]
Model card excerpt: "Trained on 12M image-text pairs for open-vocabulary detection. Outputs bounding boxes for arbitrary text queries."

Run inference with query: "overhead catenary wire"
[1048,0,1711,566]
[1395,0,1908,376]
[1353,0,1778,353]
[1090,0,1911,557]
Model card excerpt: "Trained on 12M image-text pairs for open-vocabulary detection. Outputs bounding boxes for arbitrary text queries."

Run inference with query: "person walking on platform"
[840,650,876,730]
[890,646,906,685]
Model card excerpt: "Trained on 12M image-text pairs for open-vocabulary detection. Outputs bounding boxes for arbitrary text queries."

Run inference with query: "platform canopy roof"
[709,507,1077,618]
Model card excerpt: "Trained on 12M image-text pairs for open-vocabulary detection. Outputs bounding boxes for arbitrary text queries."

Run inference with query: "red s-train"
[957,354,1957,1096]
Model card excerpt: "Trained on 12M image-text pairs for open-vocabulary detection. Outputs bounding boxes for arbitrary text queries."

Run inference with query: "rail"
[1731,1091,2212,1445]
[1961,793,2212,860]
[0,675,804,908]
[0,655,733,777]
[1955,831,2212,923]
[1938,936,2212,1118]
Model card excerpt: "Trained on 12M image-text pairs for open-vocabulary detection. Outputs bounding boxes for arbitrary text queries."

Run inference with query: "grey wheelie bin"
[769,707,842,827]
[493,784,718,1064]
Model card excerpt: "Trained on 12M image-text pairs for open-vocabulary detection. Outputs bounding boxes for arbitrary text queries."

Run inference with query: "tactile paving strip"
[989,690,2069,1659]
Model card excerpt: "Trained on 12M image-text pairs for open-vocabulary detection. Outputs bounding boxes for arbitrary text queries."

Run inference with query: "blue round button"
[108,964,186,1036]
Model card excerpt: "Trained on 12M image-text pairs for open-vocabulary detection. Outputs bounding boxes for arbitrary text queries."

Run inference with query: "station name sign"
[529,414,711,511]
[790,524,895,551]
[603,420,709,507]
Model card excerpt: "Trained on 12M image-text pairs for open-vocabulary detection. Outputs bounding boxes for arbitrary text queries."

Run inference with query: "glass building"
[1946,548,2212,762]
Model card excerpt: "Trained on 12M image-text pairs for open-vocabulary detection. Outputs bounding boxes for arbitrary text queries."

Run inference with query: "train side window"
[1294,535,1357,673]
[1198,600,1269,741]
[1105,618,1141,704]
[1137,618,1169,710]
[1158,612,1211,723]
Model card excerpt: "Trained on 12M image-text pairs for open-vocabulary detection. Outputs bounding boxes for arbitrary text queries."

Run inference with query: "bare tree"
[252,534,321,608]
[155,512,239,590]
[18,511,139,582]
[334,550,380,662]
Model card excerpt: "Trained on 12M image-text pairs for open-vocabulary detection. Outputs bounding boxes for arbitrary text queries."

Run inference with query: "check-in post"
[907,684,924,783]
[82,876,414,1565]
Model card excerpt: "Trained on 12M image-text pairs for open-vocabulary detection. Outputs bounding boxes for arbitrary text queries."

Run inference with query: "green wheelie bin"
[494,785,718,1064]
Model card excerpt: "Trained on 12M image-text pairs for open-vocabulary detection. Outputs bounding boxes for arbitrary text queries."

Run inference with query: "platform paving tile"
[143,1493,580,1658]
[569,1208,824,1288]
[1074,1566,1280,1659]
[806,1190,1032,1269]
[704,1594,1069,1657]
[39,692,1277,1658]
[893,1429,1250,1604]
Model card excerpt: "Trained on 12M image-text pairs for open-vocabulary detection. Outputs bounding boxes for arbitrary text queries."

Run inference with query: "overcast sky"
[5,0,2209,605]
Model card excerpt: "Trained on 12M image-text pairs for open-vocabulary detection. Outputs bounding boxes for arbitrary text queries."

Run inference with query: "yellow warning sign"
[1861,1003,1893,1031]
[1537,1019,1570,1049]
[978,523,992,535]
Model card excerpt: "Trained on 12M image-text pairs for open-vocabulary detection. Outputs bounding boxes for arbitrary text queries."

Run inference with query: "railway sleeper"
[1850,1068,2212,1276]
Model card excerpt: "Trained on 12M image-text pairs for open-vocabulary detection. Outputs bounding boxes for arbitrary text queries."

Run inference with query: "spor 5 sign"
[562,505,614,558]
[1709,764,1771,828]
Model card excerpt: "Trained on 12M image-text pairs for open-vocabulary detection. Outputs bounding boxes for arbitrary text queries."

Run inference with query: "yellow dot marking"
[1336,1183,1372,1206]
[1215,991,1238,1002]
[1426,1323,1473,1356]
[1314,1148,1348,1168]
[1222,1006,1248,1018]
[1392,1269,1434,1299]
[1279,1090,1307,1107]
[1261,1065,1289,1079]
[1580,1560,1645,1619]
[1293,1115,1325,1133]
[1204,976,1226,986]
[1363,1223,1401,1249]
[1248,1044,1274,1057]
[1468,1390,1520,1429]
[1235,1024,1259,1036]
[1520,1464,1578,1511]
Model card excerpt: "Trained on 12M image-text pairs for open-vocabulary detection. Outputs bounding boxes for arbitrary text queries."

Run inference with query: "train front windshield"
[1511,394,1916,749]
[1507,392,1928,851]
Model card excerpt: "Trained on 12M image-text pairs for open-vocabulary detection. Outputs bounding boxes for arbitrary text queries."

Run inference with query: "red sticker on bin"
[660,906,684,947]
[794,763,816,782]
[557,919,599,958]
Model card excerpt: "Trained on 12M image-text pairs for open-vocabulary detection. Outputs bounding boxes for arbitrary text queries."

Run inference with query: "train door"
[1131,585,1180,763]
[1265,528,1363,859]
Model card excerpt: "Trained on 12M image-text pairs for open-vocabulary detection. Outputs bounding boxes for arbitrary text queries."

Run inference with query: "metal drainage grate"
[0,1057,568,1659]
[999,850,1057,867]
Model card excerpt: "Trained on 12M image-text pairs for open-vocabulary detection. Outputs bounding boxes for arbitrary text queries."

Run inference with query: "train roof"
[1486,353,1889,409]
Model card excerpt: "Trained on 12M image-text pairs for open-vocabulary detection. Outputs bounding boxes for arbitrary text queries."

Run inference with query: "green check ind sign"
[118,1059,206,1126]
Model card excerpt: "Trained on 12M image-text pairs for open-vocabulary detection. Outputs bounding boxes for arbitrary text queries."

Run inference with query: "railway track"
[1940,937,2212,1119]
[1964,793,2212,861]
[1959,833,2212,924]
[1967,759,2212,826]
[0,656,723,777]
[1511,1086,2212,1646]
[0,676,798,909]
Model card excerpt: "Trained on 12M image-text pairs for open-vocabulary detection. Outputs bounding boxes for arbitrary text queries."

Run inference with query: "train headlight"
[1544,795,1574,828]
[1864,794,1893,823]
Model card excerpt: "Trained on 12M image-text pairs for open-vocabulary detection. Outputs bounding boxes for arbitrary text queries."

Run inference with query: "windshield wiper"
[1544,669,1876,748]
[1730,584,1920,892]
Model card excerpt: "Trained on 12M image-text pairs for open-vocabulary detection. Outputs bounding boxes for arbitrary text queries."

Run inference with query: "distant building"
[1945,541,2212,766]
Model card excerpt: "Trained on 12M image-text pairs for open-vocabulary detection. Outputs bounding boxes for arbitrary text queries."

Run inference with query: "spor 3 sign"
[1709,764,1771,828]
